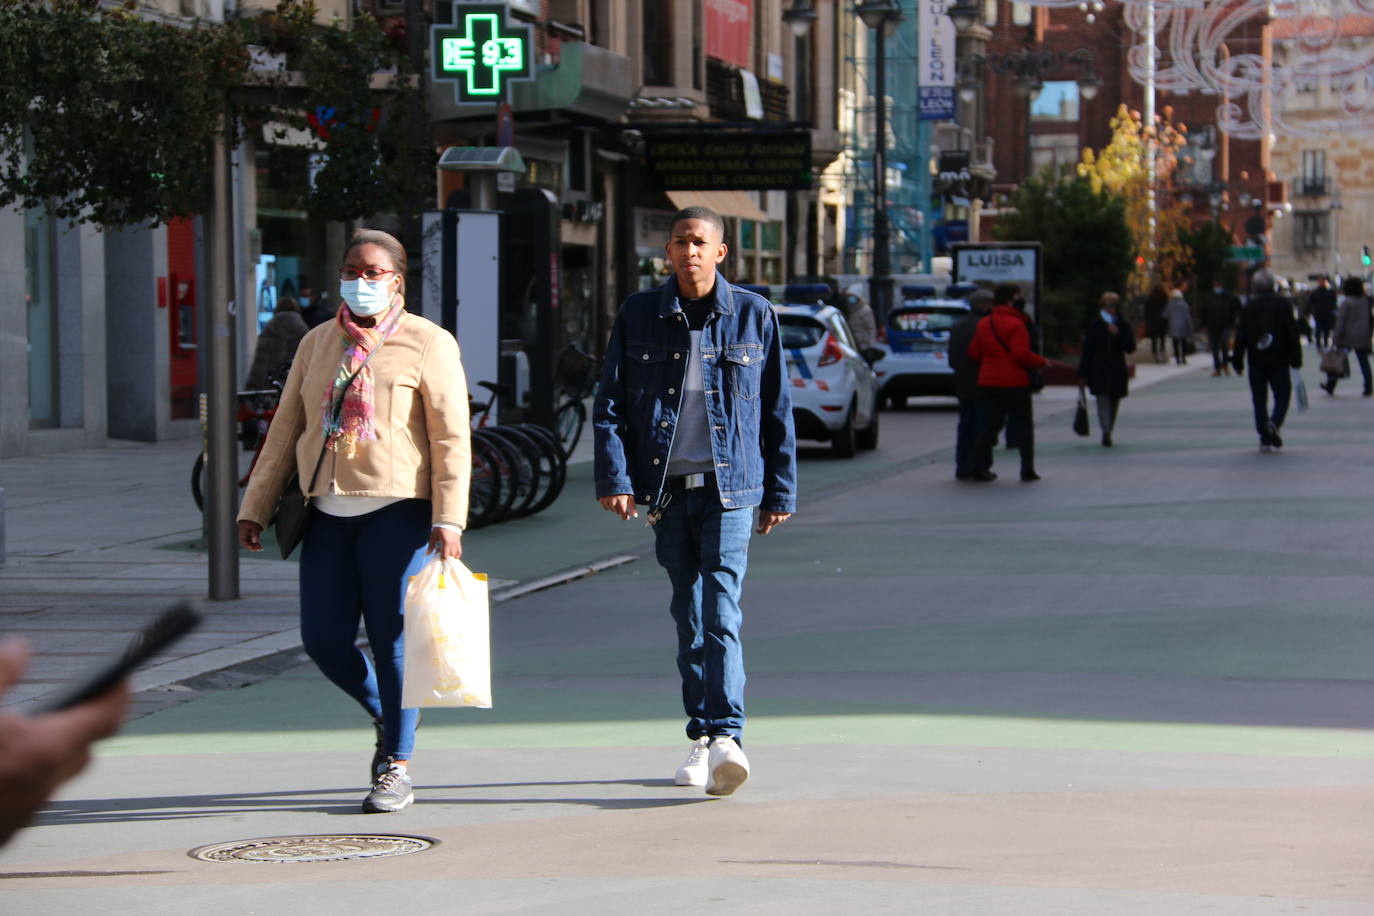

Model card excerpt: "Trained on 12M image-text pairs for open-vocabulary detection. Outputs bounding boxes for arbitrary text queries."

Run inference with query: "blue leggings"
[299,499,431,760]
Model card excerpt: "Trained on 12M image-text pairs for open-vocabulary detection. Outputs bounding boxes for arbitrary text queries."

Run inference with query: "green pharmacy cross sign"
[431,3,533,105]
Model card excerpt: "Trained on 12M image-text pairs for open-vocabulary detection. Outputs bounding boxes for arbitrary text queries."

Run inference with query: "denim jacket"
[593,274,797,513]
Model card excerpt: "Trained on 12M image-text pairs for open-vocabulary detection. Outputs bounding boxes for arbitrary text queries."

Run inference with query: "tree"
[1078,104,1193,297]
[1180,220,1238,294]
[0,0,424,228]
[993,174,1134,355]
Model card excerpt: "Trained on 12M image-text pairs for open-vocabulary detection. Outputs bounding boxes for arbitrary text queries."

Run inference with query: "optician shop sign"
[643,132,813,192]
[431,3,534,105]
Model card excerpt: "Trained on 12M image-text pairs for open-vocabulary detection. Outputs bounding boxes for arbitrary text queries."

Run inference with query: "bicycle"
[466,381,568,528]
[191,382,283,512]
[552,341,600,456]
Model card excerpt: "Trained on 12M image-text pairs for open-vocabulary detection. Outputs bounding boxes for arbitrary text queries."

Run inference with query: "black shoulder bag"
[987,316,1045,393]
[272,345,385,560]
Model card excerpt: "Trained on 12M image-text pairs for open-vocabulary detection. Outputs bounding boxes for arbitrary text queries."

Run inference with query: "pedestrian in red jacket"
[967,284,1048,482]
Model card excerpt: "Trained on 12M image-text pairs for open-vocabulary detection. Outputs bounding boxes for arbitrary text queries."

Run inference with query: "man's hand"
[428,527,462,559]
[756,511,791,535]
[238,520,264,552]
[599,494,638,521]
[1106,322,1119,336]
[0,640,129,848]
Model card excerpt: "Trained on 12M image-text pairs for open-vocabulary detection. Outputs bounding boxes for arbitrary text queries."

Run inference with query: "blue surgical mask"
[340,278,392,317]
[1100,310,1115,324]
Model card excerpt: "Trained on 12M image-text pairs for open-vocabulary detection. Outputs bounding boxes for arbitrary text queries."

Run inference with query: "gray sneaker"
[362,760,413,813]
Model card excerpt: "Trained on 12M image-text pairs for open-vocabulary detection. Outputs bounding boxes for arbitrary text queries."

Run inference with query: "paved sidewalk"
[0,359,1195,715]
[4,355,1374,912]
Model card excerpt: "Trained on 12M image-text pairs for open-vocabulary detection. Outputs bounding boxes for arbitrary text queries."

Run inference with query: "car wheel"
[831,398,857,458]
[856,397,880,450]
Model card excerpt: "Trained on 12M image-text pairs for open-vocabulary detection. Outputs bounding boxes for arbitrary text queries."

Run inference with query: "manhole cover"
[189,834,437,864]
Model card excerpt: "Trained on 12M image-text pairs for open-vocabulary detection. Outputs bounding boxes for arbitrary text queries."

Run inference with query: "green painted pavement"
[100,674,1374,759]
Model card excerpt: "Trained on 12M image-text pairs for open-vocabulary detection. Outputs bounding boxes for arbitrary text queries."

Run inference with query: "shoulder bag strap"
[986,315,1013,356]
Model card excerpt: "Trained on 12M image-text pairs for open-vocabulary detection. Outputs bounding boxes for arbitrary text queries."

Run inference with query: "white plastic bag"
[401,555,492,708]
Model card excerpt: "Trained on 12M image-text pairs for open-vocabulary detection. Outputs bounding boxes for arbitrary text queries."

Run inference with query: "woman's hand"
[429,527,462,559]
[238,521,264,552]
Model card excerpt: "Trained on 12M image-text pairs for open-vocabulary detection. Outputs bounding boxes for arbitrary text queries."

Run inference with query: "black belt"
[666,472,716,491]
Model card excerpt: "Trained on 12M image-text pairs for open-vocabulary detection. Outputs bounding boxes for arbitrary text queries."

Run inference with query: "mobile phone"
[37,601,203,713]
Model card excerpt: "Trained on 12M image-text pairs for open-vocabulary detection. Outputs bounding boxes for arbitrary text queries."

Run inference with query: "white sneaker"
[705,737,749,796]
[674,736,710,786]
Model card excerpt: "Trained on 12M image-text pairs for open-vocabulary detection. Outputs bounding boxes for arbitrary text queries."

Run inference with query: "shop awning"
[666,190,769,223]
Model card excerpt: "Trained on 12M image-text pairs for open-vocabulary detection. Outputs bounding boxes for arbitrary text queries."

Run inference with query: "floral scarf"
[321,302,405,458]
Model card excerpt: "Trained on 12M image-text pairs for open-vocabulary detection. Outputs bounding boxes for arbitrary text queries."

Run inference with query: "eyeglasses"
[338,267,397,282]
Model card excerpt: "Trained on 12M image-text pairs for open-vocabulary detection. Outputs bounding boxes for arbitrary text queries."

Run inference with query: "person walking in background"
[1077,292,1137,447]
[968,283,1048,482]
[1144,284,1169,363]
[244,297,308,389]
[1232,269,1303,451]
[1320,276,1373,397]
[1202,280,1240,377]
[948,289,993,479]
[1165,288,1194,365]
[238,229,471,814]
[594,206,796,797]
[1308,275,1337,349]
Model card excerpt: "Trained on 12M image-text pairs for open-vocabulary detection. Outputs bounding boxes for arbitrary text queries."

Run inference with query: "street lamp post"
[857,1,902,324]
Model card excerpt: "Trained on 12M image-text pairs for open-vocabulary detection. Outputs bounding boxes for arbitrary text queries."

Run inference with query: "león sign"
[431,4,533,105]
[644,132,812,192]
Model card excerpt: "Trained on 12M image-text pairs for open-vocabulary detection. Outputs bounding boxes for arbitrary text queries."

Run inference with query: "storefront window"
[255,146,329,328]
[25,202,57,427]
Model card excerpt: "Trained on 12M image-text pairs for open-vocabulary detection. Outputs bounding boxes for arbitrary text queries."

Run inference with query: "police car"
[771,286,881,457]
[872,290,972,406]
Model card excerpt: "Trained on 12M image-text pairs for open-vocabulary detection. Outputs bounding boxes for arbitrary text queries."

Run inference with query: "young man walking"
[593,206,797,796]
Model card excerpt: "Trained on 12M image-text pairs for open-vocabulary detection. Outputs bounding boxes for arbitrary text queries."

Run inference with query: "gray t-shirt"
[667,297,715,475]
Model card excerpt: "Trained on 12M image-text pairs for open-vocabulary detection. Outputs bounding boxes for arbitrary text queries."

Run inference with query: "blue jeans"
[300,499,431,760]
[1247,362,1292,436]
[653,490,753,742]
[955,397,983,476]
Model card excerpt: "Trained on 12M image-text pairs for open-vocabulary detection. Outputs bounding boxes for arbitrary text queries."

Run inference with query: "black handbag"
[1073,386,1091,436]
[272,449,326,560]
[271,345,383,559]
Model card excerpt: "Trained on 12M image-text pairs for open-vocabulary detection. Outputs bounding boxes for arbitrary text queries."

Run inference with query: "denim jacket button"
[668,387,676,395]
[660,420,669,428]
[673,353,682,359]
[652,457,661,465]
[642,353,650,360]
[741,355,750,364]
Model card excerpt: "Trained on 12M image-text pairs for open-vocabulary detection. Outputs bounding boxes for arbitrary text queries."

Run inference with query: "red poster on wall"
[705,0,752,70]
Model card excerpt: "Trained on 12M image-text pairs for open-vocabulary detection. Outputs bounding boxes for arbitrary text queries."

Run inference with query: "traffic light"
[1363,245,1371,268]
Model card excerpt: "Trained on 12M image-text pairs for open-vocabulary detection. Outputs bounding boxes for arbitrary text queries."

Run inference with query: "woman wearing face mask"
[1077,292,1136,447]
[236,229,470,813]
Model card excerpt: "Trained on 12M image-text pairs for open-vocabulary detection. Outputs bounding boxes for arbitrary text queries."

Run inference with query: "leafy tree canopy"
[0,0,425,227]
[993,174,1134,355]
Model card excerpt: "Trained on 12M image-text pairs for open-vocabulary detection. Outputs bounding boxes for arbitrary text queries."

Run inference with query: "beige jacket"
[237,309,471,530]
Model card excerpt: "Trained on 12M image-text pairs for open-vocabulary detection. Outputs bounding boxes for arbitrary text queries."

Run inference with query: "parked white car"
[773,300,881,456]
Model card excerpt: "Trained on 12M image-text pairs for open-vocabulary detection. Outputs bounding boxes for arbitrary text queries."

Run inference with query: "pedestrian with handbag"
[968,283,1049,482]
[236,228,471,813]
[1319,276,1372,396]
[1077,292,1136,447]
